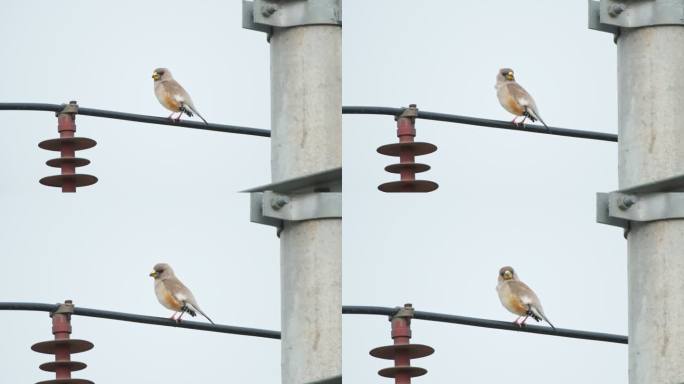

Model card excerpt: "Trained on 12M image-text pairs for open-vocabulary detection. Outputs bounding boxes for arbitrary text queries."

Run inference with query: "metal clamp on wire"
[56,101,79,117]
[596,174,684,236]
[390,303,415,321]
[51,300,75,317]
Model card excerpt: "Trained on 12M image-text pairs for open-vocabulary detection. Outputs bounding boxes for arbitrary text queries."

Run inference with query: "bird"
[149,263,215,324]
[495,68,549,131]
[152,68,208,124]
[496,266,555,330]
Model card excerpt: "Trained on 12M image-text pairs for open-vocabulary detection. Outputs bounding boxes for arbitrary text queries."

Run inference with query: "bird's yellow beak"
[505,72,514,81]
[152,72,160,81]
[503,270,513,280]
[149,271,158,278]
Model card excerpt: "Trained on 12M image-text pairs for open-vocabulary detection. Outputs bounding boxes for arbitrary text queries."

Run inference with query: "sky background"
[0,1,624,383]
[342,1,625,383]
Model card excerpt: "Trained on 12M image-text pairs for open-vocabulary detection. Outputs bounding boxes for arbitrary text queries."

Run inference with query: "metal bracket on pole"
[304,376,342,384]
[243,167,342,229]
[243,0,342,36]
[597,173,684,233]
[589,0,684,38]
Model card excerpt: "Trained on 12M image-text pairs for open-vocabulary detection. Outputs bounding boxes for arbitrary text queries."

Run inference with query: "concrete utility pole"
[243,1,342,383]
[591,1,684,382]
[272,25,341,384]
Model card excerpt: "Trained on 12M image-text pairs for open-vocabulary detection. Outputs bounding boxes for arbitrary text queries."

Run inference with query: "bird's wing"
[506,82,548,128]
[506,82,534,106]
[162,81,208,124]
[508,280,555,329]
[162,80,192,105]
[162,277,197,304]
[507,280,542,309]
[162,277,214,324]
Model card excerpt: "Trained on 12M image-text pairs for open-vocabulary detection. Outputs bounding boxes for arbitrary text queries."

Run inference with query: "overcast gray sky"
[1,1,624,383]
[342,1,624,383]
[1,1,278,383]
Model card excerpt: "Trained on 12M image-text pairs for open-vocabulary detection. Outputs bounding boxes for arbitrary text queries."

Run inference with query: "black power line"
[343,106,618,142]
[342,306,627,344]
[0,103,616,142]
[0,103,271,138]
[1,302,626,344]
[0,302,280,339]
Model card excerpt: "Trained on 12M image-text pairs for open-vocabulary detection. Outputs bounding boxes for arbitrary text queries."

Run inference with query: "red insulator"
[377,104,438,192]
[370,303,434,384]
[38,101,97,192]
[31,300,94,384]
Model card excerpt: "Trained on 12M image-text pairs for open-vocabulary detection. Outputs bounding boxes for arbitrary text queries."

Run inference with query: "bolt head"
[271,196,289,210]
[261,4,278,17]
[617,195,636,210]
[608,3,625,17]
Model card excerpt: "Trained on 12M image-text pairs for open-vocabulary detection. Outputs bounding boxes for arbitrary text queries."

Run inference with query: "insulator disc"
[377,142,437,157]
[378,180,438,193]
[39,360,87,372]
[39,137,97,151]
[370,344,435,359]
[39,175,98,188]
[46,157,91,168]
[384,163,431,174]
[31,339,94,354]
[378,366,428,378]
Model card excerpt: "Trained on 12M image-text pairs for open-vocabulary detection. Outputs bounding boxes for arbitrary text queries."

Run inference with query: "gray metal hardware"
[589,0,684,36]
[243,0,342,35]
[244,167,342,228]
[596,174,684,230]
[305,376,342,384]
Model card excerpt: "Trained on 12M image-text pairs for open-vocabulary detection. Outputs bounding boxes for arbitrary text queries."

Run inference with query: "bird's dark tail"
[181,304,197,317]
[184,104,209,125]
[528,305,556,331]
[524,107,549,132]
[185,303,214,325]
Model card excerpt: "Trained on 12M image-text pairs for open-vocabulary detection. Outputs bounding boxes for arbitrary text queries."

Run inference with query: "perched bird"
[152,68,208,124]
[149,263,214,324]
[496,266,555,330]
[495,68,549,130]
